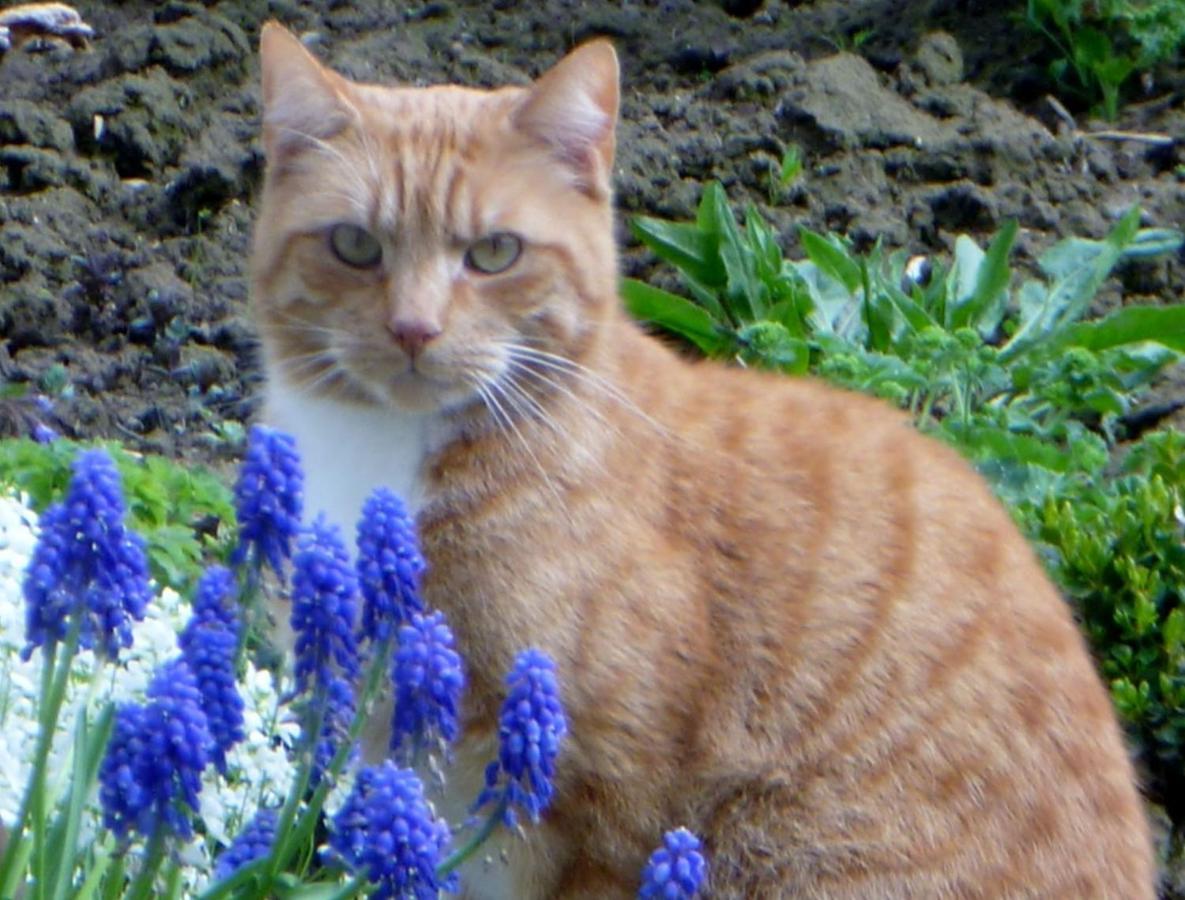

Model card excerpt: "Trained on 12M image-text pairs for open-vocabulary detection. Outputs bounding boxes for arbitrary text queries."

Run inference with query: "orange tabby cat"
[251,23,1156,898]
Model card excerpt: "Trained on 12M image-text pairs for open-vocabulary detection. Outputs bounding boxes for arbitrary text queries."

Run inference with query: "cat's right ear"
[513,39,620,200]
[259,22,357,163]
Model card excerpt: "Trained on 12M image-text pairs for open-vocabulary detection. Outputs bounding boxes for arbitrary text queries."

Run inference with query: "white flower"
[0,488,297,891]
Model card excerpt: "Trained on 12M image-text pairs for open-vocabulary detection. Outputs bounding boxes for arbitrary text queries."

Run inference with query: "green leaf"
[621,279,729,355]
[779,146,803,186]
[799,228,862,294]
[954,219,1017,335]
[1066,305,1185,353]
[1072,26,1112,69]
[629,216,725,288]
[862,263,894,353]
[1124,227,1184,260]
[1000,207,1140,362]
[944,421,1081,472]
[709,183,762,321]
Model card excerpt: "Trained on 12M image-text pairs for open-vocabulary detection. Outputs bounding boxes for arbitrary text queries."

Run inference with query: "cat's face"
[251,25,620,415]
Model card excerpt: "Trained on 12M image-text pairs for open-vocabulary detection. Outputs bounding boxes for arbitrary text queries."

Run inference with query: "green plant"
[624,183,1183,503]
[1016,429,1185,812]
[0,438,235,588]
[768,145,803,203]
[1026,0,1185,118]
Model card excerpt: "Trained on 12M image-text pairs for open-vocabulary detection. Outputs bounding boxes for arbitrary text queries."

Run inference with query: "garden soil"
[2,0,1185,891]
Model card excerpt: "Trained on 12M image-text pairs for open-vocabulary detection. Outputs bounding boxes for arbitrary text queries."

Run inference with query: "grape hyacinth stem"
[125,826,168,900]
[436,793,511,878]
[0,613,83,898]
[203,637,392,900]
[48,696,115,900]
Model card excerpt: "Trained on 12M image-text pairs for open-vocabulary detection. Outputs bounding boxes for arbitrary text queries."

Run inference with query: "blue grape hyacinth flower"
[98,659,212,841]
[327,761,457,900]
[189,564,238,631]
[290,515,360,693]
[22,447,151,660]
[356,487,426,641]
[231,425,303,574]
[478,648,567,826]
[214,807,278,881]
[180,594,244,774]
[638,828,708,899]
[390,610,464,756]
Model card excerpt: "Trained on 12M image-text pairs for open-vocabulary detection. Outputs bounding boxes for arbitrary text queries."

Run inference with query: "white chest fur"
[263,379,434,537]
[265,381,537,899]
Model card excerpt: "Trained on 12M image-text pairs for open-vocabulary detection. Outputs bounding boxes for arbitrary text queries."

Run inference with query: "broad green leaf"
[790,260,866,340]
[683,275,728,323]
[884,284,937,338]
[621,279,729,355]
[1124,228,1184,260]
[955,219,1017,335]
[862,263,893,353]
[799,228,862,294]
[768,298,809,339]
[708,183,762,321]
[629,216,726,288]
[947,234,984,327]
[1067,304,1185,353]
[1000,207,1140,362]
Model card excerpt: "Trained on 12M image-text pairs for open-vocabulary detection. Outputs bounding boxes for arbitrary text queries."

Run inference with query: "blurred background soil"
[0,0,1182,466]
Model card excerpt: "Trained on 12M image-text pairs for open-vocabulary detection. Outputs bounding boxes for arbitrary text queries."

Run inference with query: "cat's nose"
[387,319,442,359]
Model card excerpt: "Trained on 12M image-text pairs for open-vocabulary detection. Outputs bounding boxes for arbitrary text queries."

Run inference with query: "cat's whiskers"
[471,377,566,508]
[279,355,347,395]
[490,369,571,443]
[496,366,615,482]
[502,358,616,436]
[502,342,671,438]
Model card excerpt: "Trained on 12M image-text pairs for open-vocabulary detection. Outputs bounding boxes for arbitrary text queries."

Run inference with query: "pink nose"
[387,319,441,358]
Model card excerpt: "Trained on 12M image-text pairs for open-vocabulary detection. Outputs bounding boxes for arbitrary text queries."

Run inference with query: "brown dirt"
[2,1,1183,465]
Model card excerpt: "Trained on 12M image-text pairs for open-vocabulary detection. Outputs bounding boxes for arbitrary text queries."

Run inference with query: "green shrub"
[1018,429,1185,812]
[1026,0,1185,118]
[0,437,234,589]
[624,183,1183,504]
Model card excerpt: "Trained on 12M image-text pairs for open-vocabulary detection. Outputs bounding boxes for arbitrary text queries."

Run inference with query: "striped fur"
[251,24,1156,898]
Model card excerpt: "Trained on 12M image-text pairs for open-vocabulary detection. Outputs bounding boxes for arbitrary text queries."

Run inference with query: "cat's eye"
[465,233,522,275]
[329,224,383,268]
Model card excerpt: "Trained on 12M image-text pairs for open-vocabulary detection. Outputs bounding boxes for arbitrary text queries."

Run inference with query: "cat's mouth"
[367,362,484,414]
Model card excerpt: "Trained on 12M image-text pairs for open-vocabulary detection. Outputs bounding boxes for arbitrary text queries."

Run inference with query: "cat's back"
[624,335,1157,897]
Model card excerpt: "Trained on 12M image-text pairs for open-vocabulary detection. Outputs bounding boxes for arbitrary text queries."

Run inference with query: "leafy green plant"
[625,183,1183,506]
[1016,429,1185,812]
[1026,0,1185,118]
[768,145,802,203]
[0,438,234,588]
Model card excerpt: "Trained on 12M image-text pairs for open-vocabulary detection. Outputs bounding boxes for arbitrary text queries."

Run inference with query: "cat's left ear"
[513,40,619,199]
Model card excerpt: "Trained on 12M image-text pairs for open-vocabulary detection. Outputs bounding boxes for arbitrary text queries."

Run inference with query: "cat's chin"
[378,372,478,415]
